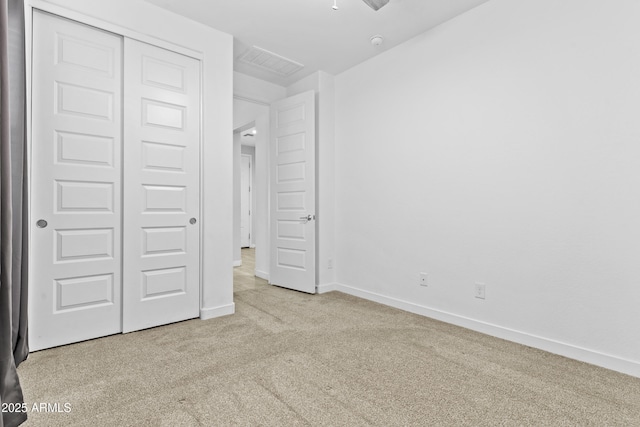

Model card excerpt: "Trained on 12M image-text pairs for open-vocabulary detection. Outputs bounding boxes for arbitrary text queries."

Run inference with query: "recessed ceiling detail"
[238,46,304,77]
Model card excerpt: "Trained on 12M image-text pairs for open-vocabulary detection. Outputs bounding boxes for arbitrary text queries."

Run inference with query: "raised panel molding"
[277,132,305,154]
[142,267,186,300]
[277,248,306,271]
[277,191,305,212]
[277,103,305,127]
[55,228,114,262]
[277,220,306,241]
[142,141,185,172]
[277,161,305,183]
[142,185,186,212]
[56,82,114,120]
[142,227,187,256]
[142,56,186,92]
[55,274,114,312]
[142,99,185,130]
[56,131,114,167]
[55,180,114,212]
[56,32,114,76]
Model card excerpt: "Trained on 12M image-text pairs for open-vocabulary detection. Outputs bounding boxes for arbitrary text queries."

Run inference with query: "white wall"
[334,0,640,377]
[234,71,286,105]
[233,101,263,130]
[287,71,336,289]
[37,0,235,318]
[252,113,270,278]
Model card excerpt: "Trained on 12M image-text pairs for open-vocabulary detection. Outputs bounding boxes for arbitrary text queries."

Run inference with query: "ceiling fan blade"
[362,0,390,11]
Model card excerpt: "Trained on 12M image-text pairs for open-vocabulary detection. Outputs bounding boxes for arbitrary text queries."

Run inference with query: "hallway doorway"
[233,248,268,294]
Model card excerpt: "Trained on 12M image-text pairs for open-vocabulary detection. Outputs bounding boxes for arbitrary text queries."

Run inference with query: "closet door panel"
[30,12,123,351]
[122,39,200,333]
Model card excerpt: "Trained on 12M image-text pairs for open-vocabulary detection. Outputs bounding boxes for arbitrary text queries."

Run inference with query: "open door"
[269,91,316,293]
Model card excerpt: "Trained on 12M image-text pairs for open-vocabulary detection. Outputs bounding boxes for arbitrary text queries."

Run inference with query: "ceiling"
[239,127,258,147]
[145,0,491,87]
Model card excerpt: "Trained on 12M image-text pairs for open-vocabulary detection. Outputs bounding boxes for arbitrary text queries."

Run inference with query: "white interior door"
[30,12,123,350]
[122,39,201,333]
[240,154,251,248]
[269,91,316,293]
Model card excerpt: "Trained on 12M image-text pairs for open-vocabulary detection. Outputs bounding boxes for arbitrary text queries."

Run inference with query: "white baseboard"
[200,303,235,320]
[317,282,338,294]
[255,270,269,281]
[334,283,640,379]
[233,260,242,267]
[250,244,256,249]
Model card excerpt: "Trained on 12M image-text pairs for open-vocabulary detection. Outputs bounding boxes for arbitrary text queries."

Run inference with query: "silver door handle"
[299,214,315,223]
[36,219,48,228]
[189,218,197,225]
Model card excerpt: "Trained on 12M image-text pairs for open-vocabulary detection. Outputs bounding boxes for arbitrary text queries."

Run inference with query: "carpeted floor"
[19,249,640,426]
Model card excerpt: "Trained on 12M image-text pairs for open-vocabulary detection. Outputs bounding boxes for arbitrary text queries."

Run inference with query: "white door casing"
[30,12,123,350]
[240,154,251,248]
[269,91,316,294]
[122,39,201,333]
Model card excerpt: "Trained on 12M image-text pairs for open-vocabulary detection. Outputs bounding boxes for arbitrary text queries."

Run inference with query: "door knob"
[36,219,48,228]
[189,218,197,225]
[299,214,315,223]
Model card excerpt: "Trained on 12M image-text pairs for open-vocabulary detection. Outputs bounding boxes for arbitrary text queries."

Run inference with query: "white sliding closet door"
[122,39,201,333]
[30,12,123,351]
[31,12,202,350]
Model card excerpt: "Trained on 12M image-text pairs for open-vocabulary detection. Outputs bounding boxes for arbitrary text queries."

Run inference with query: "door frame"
[231,93,319,288]
[25,2,206,345]
[232,105,270,279]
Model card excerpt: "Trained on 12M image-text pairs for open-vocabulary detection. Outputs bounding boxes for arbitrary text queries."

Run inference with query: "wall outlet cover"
[420,273,428,287]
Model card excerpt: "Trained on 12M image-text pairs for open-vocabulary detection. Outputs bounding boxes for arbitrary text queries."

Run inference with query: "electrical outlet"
[328,258,333,269]
[419,273,428,287]
[475,283,486,299]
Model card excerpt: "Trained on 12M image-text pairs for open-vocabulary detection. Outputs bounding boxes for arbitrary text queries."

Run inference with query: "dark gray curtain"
[0,0,28,425]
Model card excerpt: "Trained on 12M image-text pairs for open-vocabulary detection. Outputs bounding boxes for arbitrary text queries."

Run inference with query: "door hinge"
[249,186,251,192]
[249,210,251,216]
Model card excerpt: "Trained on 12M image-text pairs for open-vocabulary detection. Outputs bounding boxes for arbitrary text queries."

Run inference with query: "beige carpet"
[19,249,640,426]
